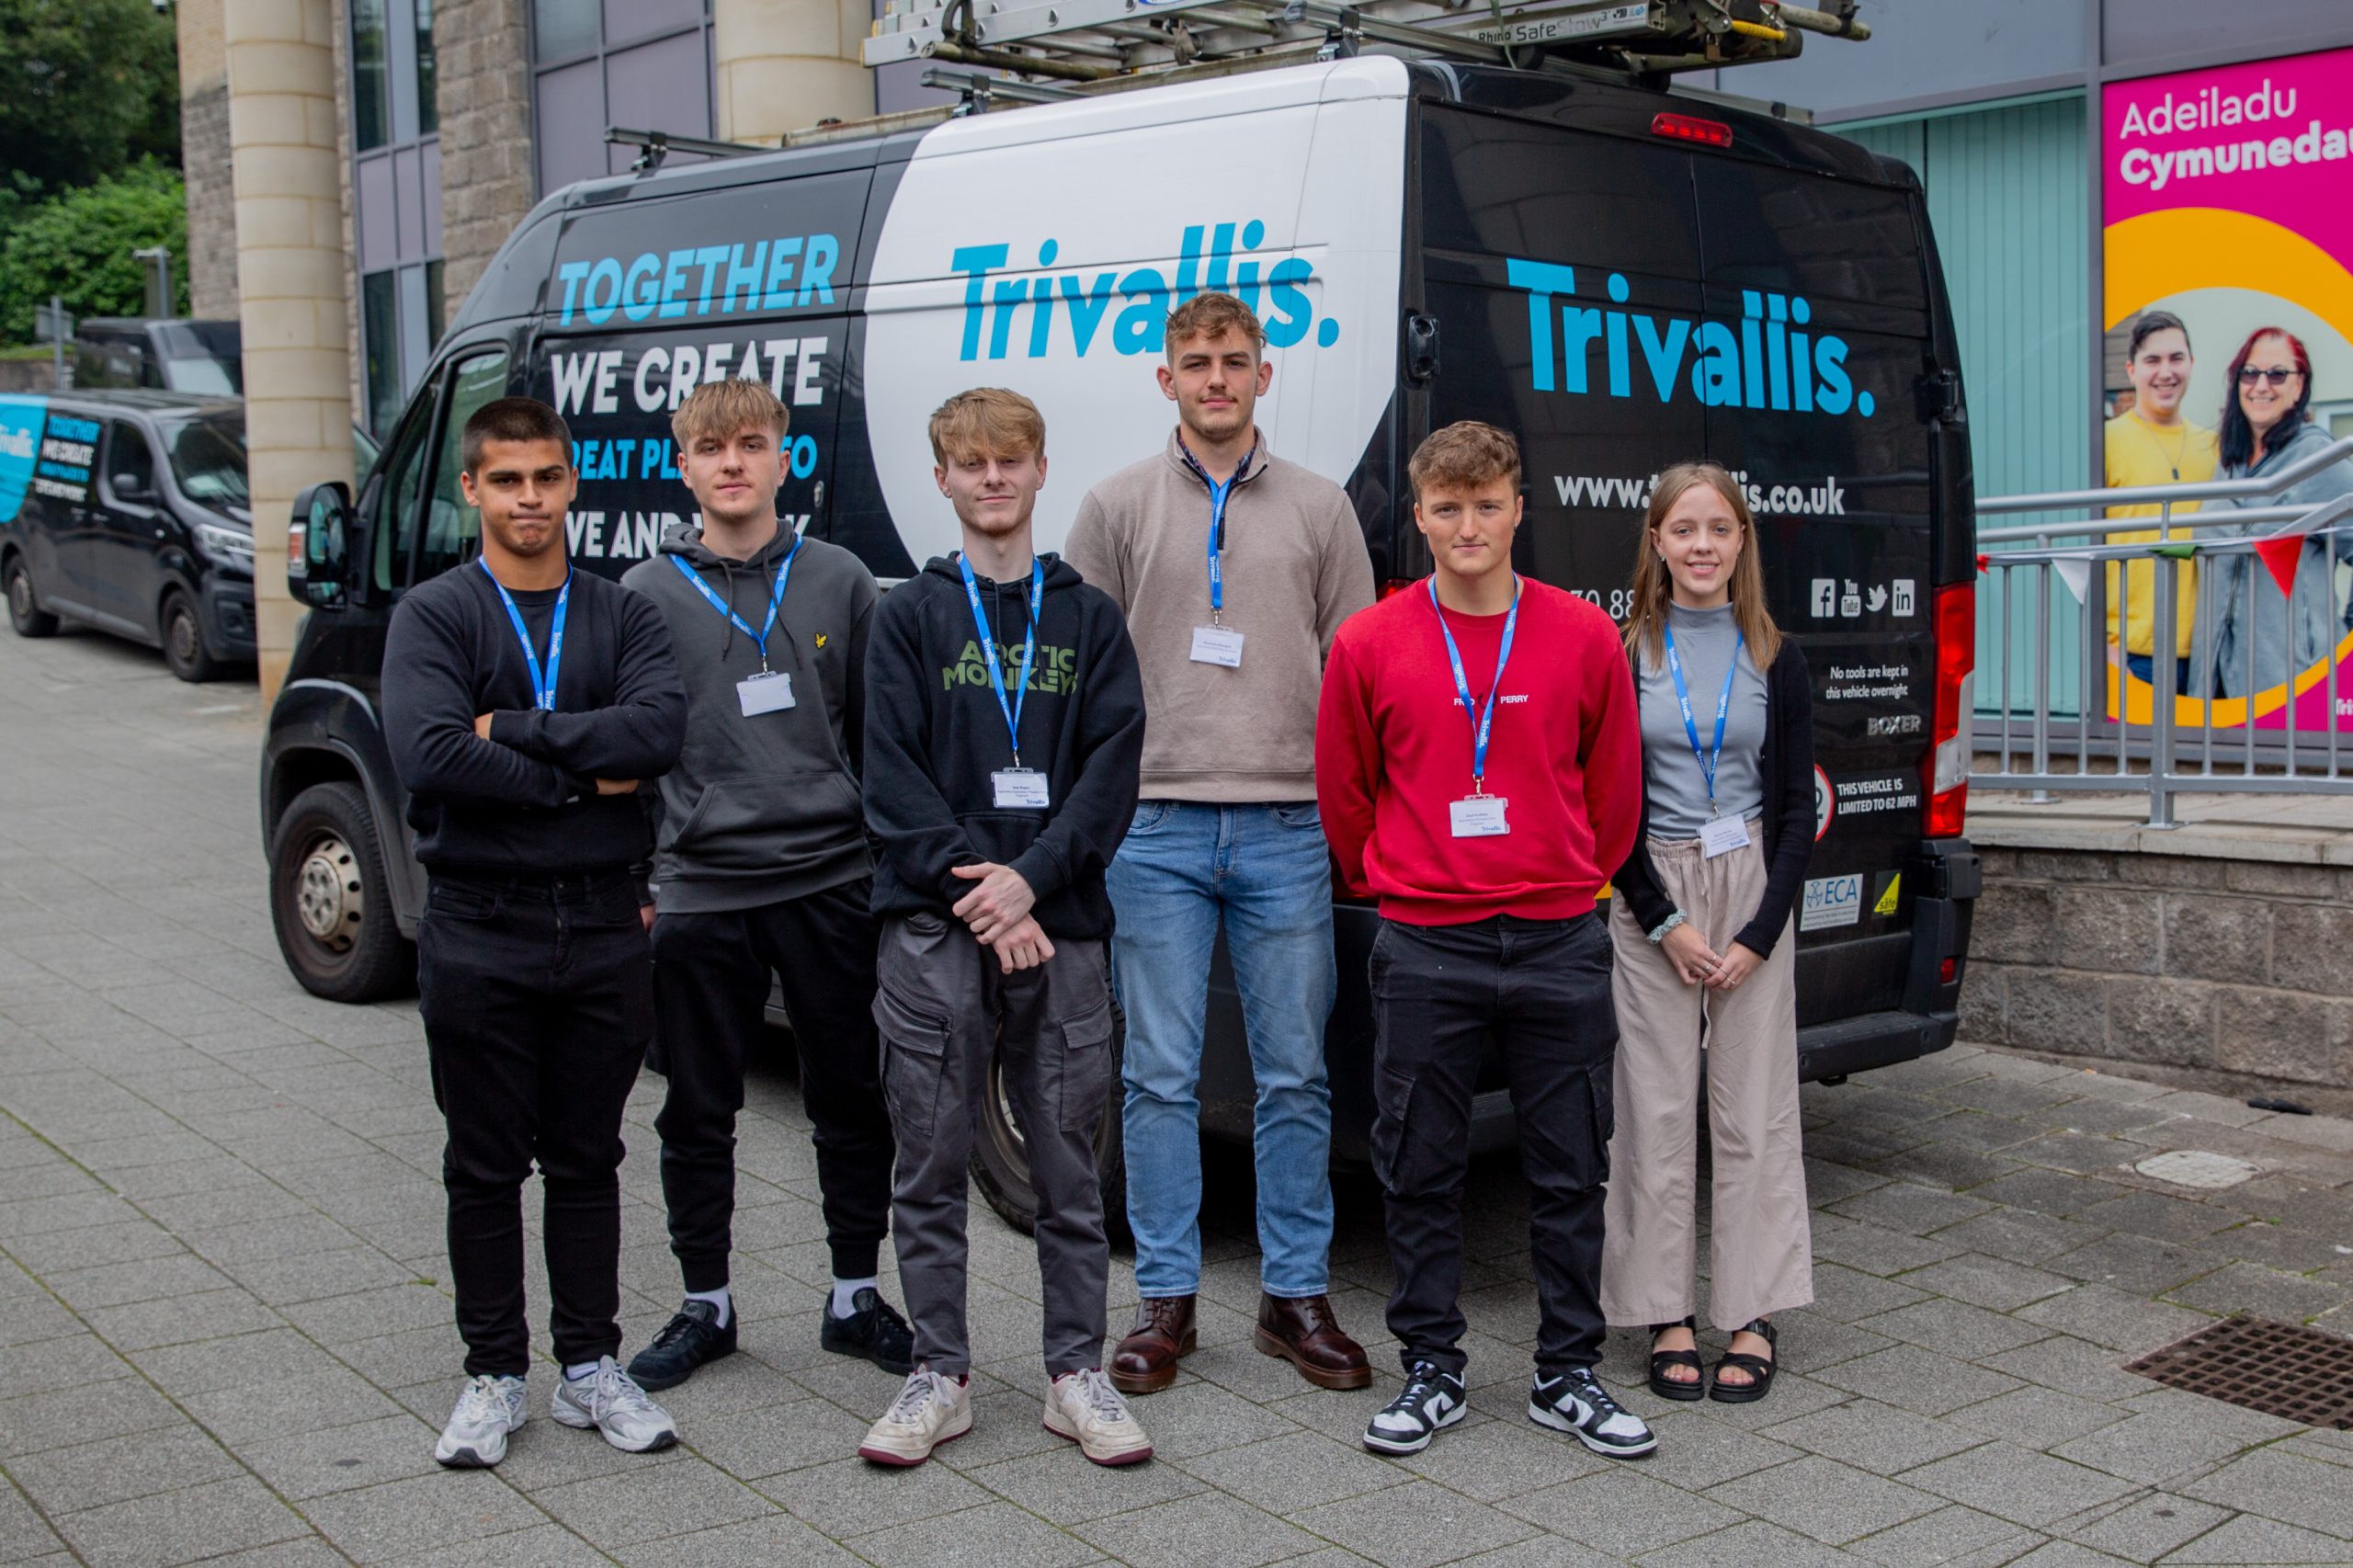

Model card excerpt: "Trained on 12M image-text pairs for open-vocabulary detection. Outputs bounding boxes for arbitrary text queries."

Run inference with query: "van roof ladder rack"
[865,0,1866,85]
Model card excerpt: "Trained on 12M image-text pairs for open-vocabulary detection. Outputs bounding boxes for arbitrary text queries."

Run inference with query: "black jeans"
[1370,912,1617,1380]
[416,869,653,1378]
[649,881,894,1290]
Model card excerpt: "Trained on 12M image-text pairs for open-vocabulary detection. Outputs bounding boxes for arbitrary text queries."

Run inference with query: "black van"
[73,319,244,396]
[264,54,1980,1229]
[1,390,376,680]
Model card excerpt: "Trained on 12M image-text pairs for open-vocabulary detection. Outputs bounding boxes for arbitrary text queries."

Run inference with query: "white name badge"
[992,767,1051,809]
[1449,796,1509,837]
[1699,813,1751,858]
[737,671,795,716]
[1189,625,1245,667]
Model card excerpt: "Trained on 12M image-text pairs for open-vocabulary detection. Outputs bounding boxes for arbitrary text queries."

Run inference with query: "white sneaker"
[551,1358,678,1453]
[435,1374,527,1468]
[1043,1367,1154,1466]
[858,1369,972,1466]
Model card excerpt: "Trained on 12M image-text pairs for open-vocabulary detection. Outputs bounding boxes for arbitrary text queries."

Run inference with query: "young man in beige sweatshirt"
[1063,291,1376,1395]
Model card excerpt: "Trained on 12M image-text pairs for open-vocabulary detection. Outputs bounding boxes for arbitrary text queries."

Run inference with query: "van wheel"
[270,781,414,1002]
[972,1004,1131,1245]
[161,591,221,682]
[6,558,57,637]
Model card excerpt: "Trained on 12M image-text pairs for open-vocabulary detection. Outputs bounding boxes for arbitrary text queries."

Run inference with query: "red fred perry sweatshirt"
[1315,577,1642,926]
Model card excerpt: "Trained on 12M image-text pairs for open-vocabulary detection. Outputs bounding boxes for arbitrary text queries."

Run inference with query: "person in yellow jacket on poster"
[2105,311,2219,696]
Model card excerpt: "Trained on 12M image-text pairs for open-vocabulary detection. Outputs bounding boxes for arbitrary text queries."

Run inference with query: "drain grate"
[2125,1314,2353,1429]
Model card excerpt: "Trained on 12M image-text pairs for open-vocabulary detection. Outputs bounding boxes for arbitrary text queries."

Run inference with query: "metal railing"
[1971,434,2353,827]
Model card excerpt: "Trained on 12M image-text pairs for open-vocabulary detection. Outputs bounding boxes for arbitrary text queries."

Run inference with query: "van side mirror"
[290,481,352,608]
[112,472,153,506]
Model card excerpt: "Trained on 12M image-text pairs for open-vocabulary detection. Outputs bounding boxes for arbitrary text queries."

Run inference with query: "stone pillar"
[178,0,242,320]
[712,0,875,144]
[436,0,535,329]
[225,0,357,703]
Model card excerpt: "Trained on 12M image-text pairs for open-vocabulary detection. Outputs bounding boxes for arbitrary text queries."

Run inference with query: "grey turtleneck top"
[1636,599,1768,838]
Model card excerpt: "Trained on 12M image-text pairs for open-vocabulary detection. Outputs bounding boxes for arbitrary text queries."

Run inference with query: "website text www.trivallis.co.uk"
[1552,471,1848,517]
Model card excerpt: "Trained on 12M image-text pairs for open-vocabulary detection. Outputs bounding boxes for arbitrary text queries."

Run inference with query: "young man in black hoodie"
[857,388,1151,1469]
[382,397,688,1469]
[619,379,912,1392]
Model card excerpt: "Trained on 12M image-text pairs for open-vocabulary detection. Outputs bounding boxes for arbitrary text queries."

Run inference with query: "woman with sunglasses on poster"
[1602,462,1814,1406]
[2193,327,2353,700]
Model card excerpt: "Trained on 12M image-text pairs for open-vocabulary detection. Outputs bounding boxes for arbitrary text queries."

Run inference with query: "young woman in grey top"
[1602,461,1815,1406]
[2190,327,2353,701]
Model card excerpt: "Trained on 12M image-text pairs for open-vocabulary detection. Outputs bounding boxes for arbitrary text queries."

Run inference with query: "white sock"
[563,1360,599,1381]
[686,1286,733,1329]
[831,1276,878,1317]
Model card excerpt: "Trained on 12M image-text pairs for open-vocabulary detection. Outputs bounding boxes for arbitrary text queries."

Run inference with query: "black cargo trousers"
[1370,911,1618,1380]
[648,879,894,1291]
[416,869,653,1379]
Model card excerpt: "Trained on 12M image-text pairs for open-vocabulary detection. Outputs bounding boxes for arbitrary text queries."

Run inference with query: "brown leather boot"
[1108,1295,1196,1394]
[1253,1293,1372,1390]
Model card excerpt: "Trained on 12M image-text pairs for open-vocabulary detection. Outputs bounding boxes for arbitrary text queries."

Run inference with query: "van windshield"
[156,411,381,508]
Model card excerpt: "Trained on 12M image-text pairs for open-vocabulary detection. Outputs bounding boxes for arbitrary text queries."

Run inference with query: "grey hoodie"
[620,523,878,913]
[2190,418,2353,700]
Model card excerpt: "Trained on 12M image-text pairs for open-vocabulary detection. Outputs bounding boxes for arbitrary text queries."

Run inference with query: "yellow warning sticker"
[1873,875,1901,916]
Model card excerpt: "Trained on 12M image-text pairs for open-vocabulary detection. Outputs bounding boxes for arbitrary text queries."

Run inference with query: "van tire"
[270,781,414,1002]
[971,1003,1131,1245]
[6,557,58,638]
[160,591,222,683]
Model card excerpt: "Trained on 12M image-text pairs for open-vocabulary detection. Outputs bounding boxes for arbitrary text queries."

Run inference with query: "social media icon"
[1840,581,1861,618]
[1811,578,1836,618]
[1867,585,1887,612]
[1893,578,1915,616]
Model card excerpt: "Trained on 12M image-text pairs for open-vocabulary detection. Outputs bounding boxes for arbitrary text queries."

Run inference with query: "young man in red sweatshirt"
[1315,422,1654,1461]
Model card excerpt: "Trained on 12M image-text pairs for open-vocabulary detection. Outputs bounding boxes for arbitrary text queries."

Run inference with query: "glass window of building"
[415,0,438,137]
[533,0,600,62]
[352,0,392,152]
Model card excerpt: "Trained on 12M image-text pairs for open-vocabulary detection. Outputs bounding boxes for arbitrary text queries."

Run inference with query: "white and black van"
[266,53,1981,1228]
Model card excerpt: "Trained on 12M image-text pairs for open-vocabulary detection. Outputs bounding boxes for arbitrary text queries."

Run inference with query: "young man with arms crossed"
[619,378,913,1392]
[383,397,688,1468]
[858,389,1151,1467]
[1315,422,1654,1460]
[1063,292,1375,1395]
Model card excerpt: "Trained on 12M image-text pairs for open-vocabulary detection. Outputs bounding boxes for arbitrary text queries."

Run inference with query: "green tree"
[0,163,188,343]
[0,0,181,197]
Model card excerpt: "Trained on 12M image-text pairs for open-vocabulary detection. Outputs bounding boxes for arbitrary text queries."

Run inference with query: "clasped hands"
[950,861,1051,972]
[1660,922,1762,991]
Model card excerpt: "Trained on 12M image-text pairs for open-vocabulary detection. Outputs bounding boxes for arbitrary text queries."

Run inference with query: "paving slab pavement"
[3,627,2352,1565]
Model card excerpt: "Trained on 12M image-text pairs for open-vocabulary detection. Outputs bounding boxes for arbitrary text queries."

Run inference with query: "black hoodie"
[864,551,1145,939]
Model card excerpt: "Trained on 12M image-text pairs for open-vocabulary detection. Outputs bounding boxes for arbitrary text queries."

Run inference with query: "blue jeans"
[1110,801,1338,1300]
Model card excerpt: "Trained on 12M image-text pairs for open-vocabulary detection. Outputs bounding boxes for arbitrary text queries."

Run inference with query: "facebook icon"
[1811,578,1836,619]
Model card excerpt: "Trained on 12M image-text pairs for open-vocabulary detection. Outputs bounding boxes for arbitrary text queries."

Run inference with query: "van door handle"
[1404,313,1440,385]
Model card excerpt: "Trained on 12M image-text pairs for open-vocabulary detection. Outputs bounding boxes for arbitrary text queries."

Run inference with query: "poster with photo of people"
[2102,43,2353,732]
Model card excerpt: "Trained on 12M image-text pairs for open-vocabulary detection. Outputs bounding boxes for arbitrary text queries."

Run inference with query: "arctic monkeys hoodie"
[864,552,1145,940]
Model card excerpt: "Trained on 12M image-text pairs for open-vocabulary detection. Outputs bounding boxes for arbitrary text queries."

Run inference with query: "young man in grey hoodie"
[619,378,913,1391]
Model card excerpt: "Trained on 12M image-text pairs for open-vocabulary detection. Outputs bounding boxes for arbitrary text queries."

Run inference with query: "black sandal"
[1710,1318,1778,1404]
[1648,1317,1705,1401]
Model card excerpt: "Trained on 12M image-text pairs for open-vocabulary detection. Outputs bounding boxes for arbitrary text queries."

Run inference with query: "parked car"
[1,391,378,679]
[263,53,1982,1233]
[73,319,244,396]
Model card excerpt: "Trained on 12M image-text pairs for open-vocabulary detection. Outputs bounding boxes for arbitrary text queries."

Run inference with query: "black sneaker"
[625,1299,737,1392]
[822,1287,915,1375]
[1362,1360,1467,1455]
[1529,1367,1657,1459]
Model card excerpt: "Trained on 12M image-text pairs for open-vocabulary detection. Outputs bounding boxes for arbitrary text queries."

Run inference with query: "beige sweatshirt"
[1064,430,1374,801]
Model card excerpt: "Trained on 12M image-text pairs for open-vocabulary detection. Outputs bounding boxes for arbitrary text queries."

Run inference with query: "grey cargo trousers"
[875,912,1116,1378]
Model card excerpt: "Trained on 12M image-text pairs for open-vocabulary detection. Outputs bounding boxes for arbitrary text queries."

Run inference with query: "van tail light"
[1922,581,1974,838]
[288,519,308,580]
[1381,577,1418,599]
[1652,112,1734,147]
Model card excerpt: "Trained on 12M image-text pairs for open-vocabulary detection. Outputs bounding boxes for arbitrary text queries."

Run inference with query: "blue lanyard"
[1427,574,1520,792]
[670,533,801,670]
[957,552,1044,767]
[1177,439,1255,620]
[1663,623,1744,814]
[480,558,568,711]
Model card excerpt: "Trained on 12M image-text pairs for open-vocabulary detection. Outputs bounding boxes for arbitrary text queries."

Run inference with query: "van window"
[102,422,156,503]
[371,347,511,592]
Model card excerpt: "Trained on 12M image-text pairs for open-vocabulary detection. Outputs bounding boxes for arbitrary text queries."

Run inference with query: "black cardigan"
[1613,636,1814,958]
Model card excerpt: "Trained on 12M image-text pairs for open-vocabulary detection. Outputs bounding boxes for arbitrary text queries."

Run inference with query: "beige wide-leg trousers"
[1602,834,1812,1331]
